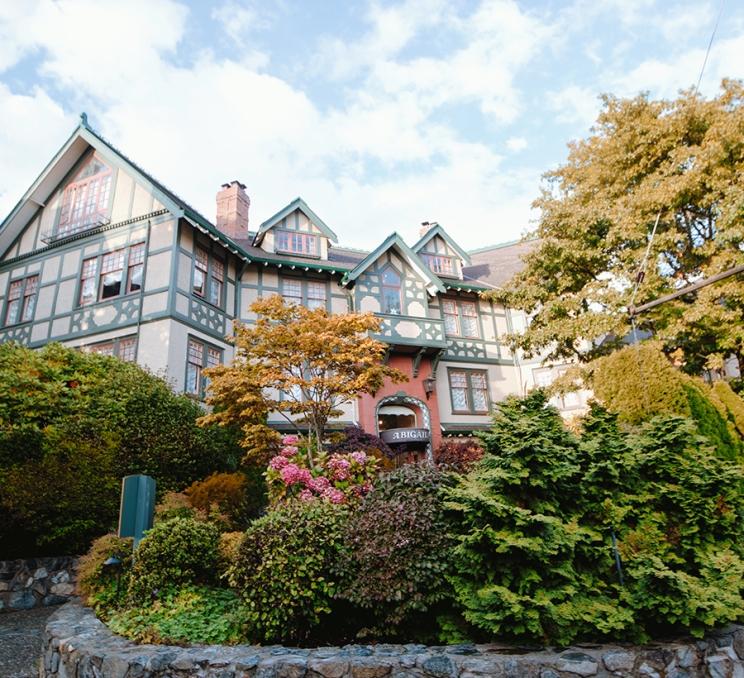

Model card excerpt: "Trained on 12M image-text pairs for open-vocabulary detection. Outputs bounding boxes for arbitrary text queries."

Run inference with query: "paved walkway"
[0,607,57,678]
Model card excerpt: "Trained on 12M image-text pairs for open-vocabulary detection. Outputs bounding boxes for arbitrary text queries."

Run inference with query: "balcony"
[372,313,447,353]
[40,217,110,244]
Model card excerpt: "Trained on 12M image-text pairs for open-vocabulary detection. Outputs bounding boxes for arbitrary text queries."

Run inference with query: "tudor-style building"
[0,116,586,455]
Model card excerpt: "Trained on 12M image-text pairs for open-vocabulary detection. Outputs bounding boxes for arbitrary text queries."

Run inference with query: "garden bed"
[42,601,744,678]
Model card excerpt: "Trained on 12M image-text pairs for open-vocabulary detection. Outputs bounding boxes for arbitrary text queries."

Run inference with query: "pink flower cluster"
[265,435,378,506]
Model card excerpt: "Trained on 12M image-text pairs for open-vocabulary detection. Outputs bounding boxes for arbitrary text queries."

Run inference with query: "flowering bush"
[434,438,484,472]
[266,435,378,504]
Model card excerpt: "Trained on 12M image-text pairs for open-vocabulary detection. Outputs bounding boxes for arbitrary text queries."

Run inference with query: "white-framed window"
[441,299,480,338]
[281,277,327,310]
[448,368,490,414]
[56,155,113,237]
[275,230,318,256]
[85,335,137,362]
[4,275,39,326]
[422,253,455,276]
[186,337,222,397]
[193,246,225,307]
[79,242,145,307]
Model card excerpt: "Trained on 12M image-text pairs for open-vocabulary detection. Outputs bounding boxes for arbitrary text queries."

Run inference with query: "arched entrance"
[376,393,432,462]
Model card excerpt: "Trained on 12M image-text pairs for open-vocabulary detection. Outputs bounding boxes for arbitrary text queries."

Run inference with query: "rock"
[234,654,261,671]
[34,567,49,579]
[51,582,75,596]
[602,649,635,672]
[734,630,744,660]
[445,644,478,656]
[52,570,71,584]
[637,662,661,678]
[0,581,9,591]
[705,653,734,678]
[307,657,350,678]
[556,651,598,676]
[43,594,70,606]
[421,655,455,678]
[674,645,699,669]
[539,670,560,678]
[350,657,394,678]
[460,658,502,676]
[100,654,130,678]
[8,589,36,609]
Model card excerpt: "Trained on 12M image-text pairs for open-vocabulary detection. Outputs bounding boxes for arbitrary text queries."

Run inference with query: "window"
[275,230,318,256]
[79,242,145,306]
[448,369,490,414]
[4,275,39,326]
[185,337,222,397]
[193,247,224,307]
[127,243,145,293]
[57,155,112,237]
[307,282,326,310]
[422,253,455,276]
[99,249,125,300]
[282,278,302,306]
[85,335,137,362]
[280,277,327,310]
[442,299,480,338]
[381,267,402,315]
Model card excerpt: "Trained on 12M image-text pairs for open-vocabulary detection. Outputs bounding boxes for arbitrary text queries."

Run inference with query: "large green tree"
[493,80,744,374]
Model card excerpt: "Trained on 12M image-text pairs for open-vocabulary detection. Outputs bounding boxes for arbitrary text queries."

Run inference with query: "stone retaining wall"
[42,602,744,678]
[0,557,77,612]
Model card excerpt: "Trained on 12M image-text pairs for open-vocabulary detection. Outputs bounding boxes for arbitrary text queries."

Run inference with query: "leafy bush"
[327,425,394,459]
[128,518,220,602]
[77,533,133,610]
[154,492,198,523]
[107,586,246,645]
[217,531,243,580]
[227,501,349,644]
[445,392,744,645]
[434,438,484,472]
[185,471,265,530]
[712,380,744,438]
[591,342,742,458]
[339,463,454,640]
[0,342,241,557]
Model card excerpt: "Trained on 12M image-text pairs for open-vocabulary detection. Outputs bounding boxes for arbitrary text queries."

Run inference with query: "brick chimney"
[216,181,250,240]
[419,221,437,237]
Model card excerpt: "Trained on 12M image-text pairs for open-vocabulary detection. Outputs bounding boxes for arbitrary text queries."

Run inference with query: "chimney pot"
[216,181,250,240]
[419,220,436,238]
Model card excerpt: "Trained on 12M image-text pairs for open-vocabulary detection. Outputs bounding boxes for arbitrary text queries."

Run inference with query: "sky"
[1,0,742,251]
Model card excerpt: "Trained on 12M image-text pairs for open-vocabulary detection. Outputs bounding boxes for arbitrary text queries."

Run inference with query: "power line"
[695,0,726,95]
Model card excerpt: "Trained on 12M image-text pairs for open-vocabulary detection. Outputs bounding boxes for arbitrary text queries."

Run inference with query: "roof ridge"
[468,237,537,254]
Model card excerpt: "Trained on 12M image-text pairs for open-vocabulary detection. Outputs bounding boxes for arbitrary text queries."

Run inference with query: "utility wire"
[695,0,726,95]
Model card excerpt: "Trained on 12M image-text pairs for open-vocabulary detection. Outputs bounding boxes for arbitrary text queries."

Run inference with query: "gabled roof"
[0,113,250,262]
[464,239,538,289]
[342,232,446,295]
[253,197,338,246]
[411,223,471,265]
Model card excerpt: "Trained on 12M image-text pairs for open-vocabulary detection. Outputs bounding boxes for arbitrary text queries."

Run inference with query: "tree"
[202,295,406,466]
[0,342,239,557]
[492,80,744,373]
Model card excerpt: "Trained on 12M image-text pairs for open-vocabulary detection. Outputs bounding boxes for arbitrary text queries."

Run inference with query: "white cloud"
[506,136,528,152]
[547,85,600,130]
[210,0,276,47]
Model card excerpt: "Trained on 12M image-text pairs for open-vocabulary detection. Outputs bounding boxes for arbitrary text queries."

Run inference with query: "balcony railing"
[40,217,111,244]
[372,313,447,350]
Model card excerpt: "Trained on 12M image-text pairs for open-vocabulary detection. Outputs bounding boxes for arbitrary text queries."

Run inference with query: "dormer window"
[57,154,112,237]
[275,230,319,256]
[422,253,455,276]
[381,266,402,315]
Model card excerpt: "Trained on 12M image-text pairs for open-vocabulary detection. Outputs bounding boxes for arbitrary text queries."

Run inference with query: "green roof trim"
[254,197,338,244]
[442,280,492,293]
[342,231,446,293]
[412,223,472,265]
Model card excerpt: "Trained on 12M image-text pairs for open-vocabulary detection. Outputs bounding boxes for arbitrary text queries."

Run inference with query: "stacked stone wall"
[0,557,77,612]
[42,602,744,677]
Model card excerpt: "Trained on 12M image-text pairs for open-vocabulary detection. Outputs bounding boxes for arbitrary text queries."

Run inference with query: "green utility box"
[118,474,156,546]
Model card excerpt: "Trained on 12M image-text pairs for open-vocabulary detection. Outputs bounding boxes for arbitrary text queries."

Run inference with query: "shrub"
[434,438,484,472]
[77,533,133,609]
[327,425,394,459]
[217,531,243,580]
[0,342,241,558]
[227,500,349,644]
[185,472,255,530]
[266,435,378,505]
[444,392,630,645]
[712,380,744,438]
[591,342,742,458]
[154,492,198,523]
[128,518,220,602]
[107,586,246,645]
[339,463,454,640]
